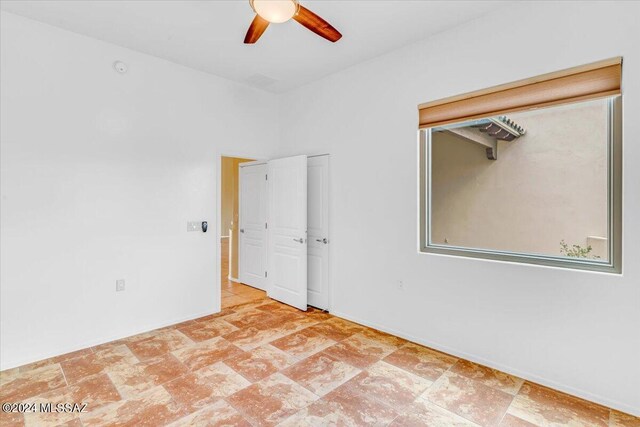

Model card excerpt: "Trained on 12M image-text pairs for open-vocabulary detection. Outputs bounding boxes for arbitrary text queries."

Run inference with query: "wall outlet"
[116,279,125,292]
[396,280,404,290]
[187,221,199,232]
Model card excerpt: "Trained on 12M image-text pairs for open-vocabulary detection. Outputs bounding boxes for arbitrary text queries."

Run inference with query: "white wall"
[0,12,278,369]
[277,1,640,415]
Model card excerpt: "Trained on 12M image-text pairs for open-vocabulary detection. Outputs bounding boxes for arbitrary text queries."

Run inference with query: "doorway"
[220,154,331,312]
[220,156,267,308]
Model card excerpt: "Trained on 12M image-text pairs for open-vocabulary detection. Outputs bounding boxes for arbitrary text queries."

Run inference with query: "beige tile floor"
[221,237,267,309]
[1,296,639,427]
[222,283,266,309]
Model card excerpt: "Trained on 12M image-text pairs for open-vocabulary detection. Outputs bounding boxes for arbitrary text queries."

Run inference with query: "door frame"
[216,153,264,312]
[215,153,331,313]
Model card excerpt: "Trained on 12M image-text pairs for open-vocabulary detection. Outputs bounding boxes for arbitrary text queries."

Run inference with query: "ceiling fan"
[244,0,342,44]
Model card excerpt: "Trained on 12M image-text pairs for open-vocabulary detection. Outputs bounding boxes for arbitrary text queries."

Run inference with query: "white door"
[307,155,329,310]
[267,155,308,310]
[239,162,267,290]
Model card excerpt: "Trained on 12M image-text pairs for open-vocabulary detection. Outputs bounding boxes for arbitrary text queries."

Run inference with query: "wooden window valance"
[418,57,622,129]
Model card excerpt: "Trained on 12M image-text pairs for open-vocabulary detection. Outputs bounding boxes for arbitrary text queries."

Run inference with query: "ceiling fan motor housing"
[249,0,300,24]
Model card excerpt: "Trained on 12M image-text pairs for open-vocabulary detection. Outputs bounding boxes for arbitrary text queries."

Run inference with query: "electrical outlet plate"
[187,221,199,232]
[116,279,125,292]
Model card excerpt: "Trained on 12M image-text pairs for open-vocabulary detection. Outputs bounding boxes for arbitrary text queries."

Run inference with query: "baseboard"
[330,310,639,417]
[228,275,240,283]
[0,308,222,371]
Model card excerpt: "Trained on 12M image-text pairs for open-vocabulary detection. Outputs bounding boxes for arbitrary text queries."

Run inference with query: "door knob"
[316,238,328,244]
[293,238,305,243]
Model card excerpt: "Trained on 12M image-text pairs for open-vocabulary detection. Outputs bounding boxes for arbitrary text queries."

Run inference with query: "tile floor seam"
[385,411,403,427]
[160,384,190,424]
[219,360,258,385]
[509,382,614,427]
[416,351,457,394]
[443,359,521,427]
[417,362,486,425]
[273,346,305,363]
[422,396,485,427]
[494,389,517,427]
[502,389,525,426]
[103,370,125,403]
[340,365,425,419]
[222,394,263,427]
[278,368,323,399]
[511,377,525,395]
[274,411,299,426]
[271,384,323,427]
[57,363,69,388]
[173,328,197,347]
[161,377,193,410]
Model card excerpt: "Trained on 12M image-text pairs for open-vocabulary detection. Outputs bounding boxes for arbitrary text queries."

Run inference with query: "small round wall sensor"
[113,61,128,74]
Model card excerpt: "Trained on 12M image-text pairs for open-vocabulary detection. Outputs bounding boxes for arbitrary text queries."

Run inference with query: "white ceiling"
[0,0,503,93]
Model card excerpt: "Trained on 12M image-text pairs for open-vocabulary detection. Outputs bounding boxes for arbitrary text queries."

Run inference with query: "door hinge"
[265,222,268,229]
[265,271,268,278]
[265,174,268,180]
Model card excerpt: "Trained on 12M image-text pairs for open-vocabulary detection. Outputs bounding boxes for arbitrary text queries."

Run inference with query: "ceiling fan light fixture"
[250,0,299,24]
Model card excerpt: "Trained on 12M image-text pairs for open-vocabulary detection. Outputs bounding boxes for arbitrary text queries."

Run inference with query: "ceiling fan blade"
[293,5,342,42]
[244,14,270,44]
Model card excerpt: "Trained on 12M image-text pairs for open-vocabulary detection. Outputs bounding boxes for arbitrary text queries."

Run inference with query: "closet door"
[238,162,267,290]
[307,155,329,310]
[267,155,308,310]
